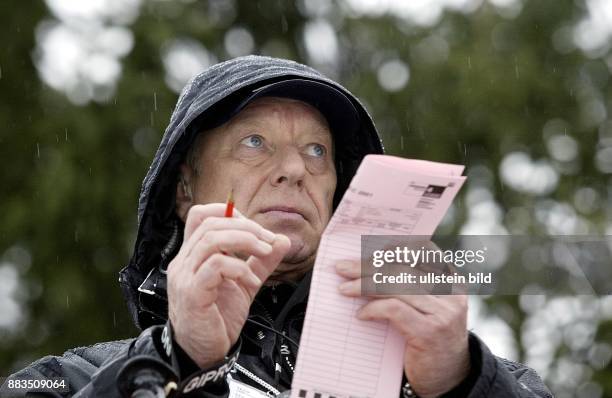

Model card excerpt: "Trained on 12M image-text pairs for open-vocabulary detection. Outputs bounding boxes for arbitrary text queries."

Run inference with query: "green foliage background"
[1,0,611,396]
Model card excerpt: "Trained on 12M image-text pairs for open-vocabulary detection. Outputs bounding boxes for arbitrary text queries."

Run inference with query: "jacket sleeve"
[1,323,238,398]
[440,332,553,398]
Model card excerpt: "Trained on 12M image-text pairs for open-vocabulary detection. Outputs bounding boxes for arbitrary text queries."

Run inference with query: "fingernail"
[261,229,276,243]
[356,311,369,321]
[276,234,291,245]
[258,241,273,254]
[249,273,262,287]
[336,261,351,272]
[338,281,350,293]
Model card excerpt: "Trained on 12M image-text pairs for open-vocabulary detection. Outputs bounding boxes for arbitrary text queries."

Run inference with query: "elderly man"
[2,56,551,398]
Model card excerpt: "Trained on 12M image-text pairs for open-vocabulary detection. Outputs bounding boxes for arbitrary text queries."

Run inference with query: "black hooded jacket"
[2,56,552,398]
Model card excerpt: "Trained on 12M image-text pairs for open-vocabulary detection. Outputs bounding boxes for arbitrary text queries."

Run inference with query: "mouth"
[260,206,307,221]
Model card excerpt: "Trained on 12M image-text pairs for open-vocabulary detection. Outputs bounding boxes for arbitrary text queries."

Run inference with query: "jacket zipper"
[234,362,281,396]
[259,297,296,382]
[245,287,296,394]
[280,344,294,373]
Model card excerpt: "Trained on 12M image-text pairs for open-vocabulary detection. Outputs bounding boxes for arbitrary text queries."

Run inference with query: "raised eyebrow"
[305,127,333,142]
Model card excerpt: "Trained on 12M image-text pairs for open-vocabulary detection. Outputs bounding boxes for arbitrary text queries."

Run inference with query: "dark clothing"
[2,56,552,397]
[2,274,552,397]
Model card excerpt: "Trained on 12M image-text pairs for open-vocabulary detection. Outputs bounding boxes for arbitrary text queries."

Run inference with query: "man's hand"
[335,254,470,398]
[167,203,291,369]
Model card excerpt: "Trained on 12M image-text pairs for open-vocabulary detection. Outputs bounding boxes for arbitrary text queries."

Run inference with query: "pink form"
[290,155,467,398]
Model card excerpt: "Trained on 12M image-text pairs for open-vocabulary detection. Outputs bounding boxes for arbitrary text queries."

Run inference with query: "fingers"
[183,203,245,239]
[356,298,441,341]
[180,233,290,306]
[357,298,426,333]
[246,234,292,282]
[361,292,446,315]
[335,256,468,327]
[356,295,468,338]
[338,273,468,313]
[183,214,276,259]
[194,253,262,292]
[335,259,361,279]
[186,230,274,274]
[168,202,290,292]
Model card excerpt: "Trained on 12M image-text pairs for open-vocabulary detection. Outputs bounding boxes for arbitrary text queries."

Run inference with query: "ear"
[175,163,195,222]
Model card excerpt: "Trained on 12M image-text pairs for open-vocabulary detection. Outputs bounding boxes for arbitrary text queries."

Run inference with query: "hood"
[119,55,385,330]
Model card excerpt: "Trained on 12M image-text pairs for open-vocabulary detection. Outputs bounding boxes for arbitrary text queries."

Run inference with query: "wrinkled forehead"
[226,96,333,139]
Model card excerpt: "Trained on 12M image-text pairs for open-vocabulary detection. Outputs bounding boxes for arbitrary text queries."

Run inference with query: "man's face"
[177,97,337,280]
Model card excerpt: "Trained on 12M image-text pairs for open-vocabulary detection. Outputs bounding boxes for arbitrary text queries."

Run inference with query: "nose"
[270,146,306,189]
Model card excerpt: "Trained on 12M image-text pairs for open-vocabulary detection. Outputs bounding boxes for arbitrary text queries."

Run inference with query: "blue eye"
[241,134,264,148]
[305,143,326,157]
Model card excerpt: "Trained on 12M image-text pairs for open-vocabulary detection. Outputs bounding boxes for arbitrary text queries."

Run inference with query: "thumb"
[247,234,291,281]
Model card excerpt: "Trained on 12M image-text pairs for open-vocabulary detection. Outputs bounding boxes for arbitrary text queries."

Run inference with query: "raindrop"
[66,295,70,308]
[153,92,157,111]
[36,143,40,158]
[74,229,79,242]
[55,134,59,144]
[0,65,2,80]
[400,135,404,150]
[467,56,472,69]
[65,128,69,142]
[113,312,117,328]
[542,118,570,140]
[514,58,520,79]
[133,127,156,156]
[588,343,612,370]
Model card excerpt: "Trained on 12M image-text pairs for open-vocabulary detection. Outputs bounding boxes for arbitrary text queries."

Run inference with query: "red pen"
[221,190,234,255]
[224,189,234,218]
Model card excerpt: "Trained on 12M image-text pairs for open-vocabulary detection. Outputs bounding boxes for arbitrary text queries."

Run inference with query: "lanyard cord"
[245,318,300,349]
